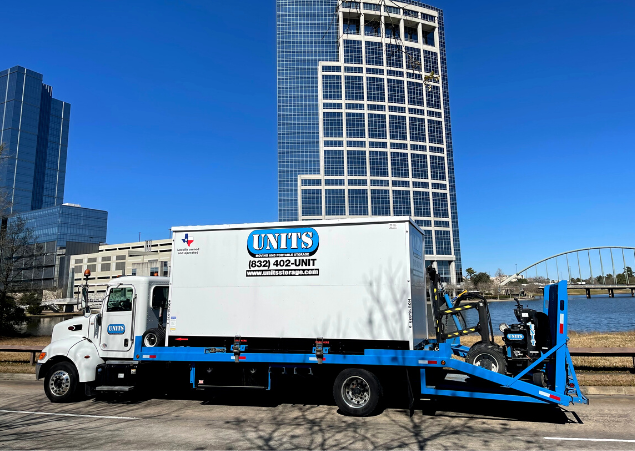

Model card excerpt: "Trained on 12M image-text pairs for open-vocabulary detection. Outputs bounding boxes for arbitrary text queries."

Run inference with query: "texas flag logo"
[182,233,194,247]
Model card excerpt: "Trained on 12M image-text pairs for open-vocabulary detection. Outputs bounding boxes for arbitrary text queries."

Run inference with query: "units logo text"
[247,227,319,258]
[107,324,125,335]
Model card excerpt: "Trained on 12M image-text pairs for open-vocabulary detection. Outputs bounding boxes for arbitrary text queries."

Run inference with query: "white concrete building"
[70,239,171,296]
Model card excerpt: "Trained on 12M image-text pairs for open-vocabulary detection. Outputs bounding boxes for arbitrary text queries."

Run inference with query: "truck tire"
[333,368,383,417]
[44,361,81,403]
[142,328,165,347]
[466,343,507,374]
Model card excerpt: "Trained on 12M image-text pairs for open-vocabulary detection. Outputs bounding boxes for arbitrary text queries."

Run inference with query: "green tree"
[472,272,491,290]
[21,292,43,315]
[465,267,476,280]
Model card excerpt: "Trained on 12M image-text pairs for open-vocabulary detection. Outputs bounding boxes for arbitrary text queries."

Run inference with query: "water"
[488,294,635,333]
[18,315,78,336]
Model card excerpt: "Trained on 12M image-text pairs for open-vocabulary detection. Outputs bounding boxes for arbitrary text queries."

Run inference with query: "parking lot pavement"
[1,378,634,450]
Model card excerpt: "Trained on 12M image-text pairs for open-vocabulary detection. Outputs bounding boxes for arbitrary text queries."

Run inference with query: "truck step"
[196,385,266,389]
[95,385,135,392]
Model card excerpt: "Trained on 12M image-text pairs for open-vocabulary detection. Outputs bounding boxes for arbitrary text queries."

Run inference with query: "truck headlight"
[499,323,508,333]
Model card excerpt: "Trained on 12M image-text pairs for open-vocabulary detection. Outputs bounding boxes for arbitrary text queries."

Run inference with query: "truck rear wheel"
[44,361,80,403]
[142,328,165,347]
[333,368,383,417]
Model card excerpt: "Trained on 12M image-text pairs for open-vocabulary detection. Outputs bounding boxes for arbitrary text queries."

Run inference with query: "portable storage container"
[167,217,427,351]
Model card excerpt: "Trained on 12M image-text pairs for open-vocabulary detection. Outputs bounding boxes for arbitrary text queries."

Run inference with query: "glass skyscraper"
[277,0,462,283]
[1,66,108,292]
[0,66,69,214]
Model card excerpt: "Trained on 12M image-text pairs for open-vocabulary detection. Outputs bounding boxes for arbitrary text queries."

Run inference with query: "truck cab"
[37,276,169,402]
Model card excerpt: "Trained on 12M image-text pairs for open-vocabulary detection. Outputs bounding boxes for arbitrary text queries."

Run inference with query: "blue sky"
[3,0,634,276]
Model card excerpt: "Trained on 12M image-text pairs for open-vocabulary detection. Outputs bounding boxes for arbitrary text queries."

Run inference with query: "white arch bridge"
[500,246,635,298]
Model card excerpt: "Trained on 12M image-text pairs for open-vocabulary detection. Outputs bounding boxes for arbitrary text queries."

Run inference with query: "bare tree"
[0,143,42,334]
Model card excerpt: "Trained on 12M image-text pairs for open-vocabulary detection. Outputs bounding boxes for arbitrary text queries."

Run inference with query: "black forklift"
[427,266,552,386]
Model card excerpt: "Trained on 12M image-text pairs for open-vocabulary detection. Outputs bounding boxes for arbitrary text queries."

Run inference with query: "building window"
[364,20,380,37]
[131,268,137,276]
[432,192,449,218]
[407,81,424,107]
[115,262,125,272]
[390,152,409,178]
[162,261,169,276]
[369,150,389,177]
[371,189,391,215]
[346,112,365,138]
[116,255,126,261]
[387,78,405,104]
[385,23,400,39]
[344,76,364,101]
[347,150,367,176]
[344,39,362,63]
[325,179,345,186]
[389,115,407,141]
[404,26,418,43]
[385,5,400,15]
[435,230,452,255]
[323,112,343,137]
[302,189,323,216]
[409,116,426,142]
[428,119,444,144]
[426,85,441,109]
[367,113,387,139]
[411,153,428,179]
[322,75,342,100]
[365,41,384,66]
[393,190,411,216]
[74,259,83,264]
[302,179,322,187]
[325,189,346,216]
[348,189,368,215]
[101,263,111,272]
[405,47,422,72]
[386,44,403,68]
[363,2,380,11]
[413,191,431,217]
[430,155,446,181]
[324,150,345,176]
[343,19,360,36]
[73,265,82,273]
[423,50,439,74]
[366,77,385,102]
[422,30,435,47]
[423,230,434,255]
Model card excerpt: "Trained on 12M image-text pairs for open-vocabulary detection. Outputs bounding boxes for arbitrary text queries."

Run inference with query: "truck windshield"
[107,288,134,312]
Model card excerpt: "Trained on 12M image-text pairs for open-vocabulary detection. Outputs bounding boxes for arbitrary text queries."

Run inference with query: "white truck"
[37,217,587,416]
[37,217,426,415]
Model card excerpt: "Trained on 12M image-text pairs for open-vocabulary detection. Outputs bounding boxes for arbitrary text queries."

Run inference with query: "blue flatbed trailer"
[133,280,588,408]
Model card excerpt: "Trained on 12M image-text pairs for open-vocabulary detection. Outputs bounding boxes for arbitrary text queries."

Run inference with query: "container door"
[100,286,135,352]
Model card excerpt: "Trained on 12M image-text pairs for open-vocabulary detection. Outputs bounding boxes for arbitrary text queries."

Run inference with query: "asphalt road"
[1,378,634,450]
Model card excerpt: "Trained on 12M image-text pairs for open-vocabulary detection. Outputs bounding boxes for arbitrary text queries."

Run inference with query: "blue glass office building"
[10,204,108,291]
[1,66,109,291]
[277,0,462,282]
[0,66,69,214]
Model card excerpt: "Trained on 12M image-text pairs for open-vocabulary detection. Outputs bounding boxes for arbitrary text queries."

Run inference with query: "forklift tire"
[333,368,383,417]
[44,361,81,403]
[466,343,507,375]
[532,371,547,387]
[142,328,165,347]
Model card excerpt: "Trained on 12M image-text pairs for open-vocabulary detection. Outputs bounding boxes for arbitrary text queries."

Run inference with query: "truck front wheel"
[333,368,383,417]
[44,361,80,403]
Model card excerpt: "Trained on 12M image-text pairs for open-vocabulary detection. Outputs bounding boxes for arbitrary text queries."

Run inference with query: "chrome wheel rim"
[473,353,499,372]
[49,370,71,397]
[144,333,158,347]
[341,376,371,409]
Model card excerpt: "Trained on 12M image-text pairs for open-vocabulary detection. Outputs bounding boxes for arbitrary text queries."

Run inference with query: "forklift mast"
[426,265,493,345]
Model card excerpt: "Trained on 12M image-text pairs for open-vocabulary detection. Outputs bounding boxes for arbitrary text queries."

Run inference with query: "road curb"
[581,386,635,395]
[0,373,36,381]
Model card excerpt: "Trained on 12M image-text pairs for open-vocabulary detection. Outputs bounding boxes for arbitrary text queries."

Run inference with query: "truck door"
[100,286,135,352]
